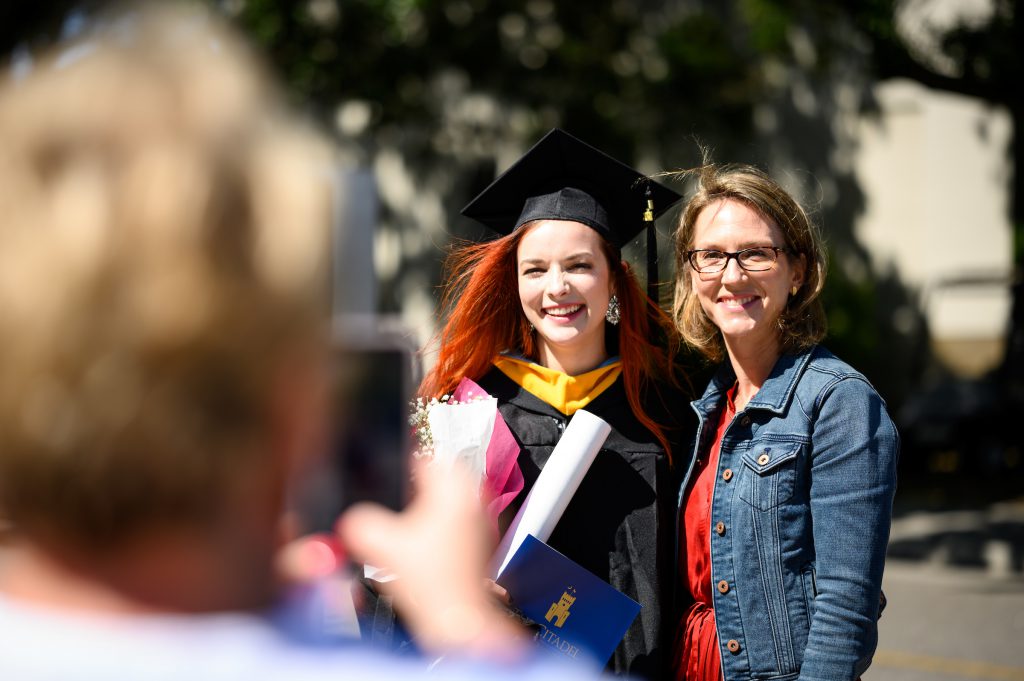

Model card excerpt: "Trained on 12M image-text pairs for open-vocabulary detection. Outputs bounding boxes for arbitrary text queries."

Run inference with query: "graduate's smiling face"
[517,220,613,374]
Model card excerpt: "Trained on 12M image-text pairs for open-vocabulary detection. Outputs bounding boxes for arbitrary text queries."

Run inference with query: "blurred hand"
[338,460,528,658]
[484,578,511,606]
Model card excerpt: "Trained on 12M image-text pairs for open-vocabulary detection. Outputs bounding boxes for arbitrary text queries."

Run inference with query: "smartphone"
[295,318,417,534]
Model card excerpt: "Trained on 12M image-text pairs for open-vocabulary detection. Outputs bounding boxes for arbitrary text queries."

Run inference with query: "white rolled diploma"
[490,408,612,579]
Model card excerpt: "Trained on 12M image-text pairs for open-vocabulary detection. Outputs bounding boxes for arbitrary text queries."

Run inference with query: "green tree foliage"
[220,0,772,158]
[11,0,1010,415]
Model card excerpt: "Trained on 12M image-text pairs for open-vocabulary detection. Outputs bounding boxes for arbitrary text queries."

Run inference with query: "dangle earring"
[605,295,621,325]
[790,285,799,296]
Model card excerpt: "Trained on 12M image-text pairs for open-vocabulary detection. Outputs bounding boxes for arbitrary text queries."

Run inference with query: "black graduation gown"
[478,366,689,681]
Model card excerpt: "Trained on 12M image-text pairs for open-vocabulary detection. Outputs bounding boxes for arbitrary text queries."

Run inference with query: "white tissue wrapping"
[426,397,497,486]
[490,408,611,578]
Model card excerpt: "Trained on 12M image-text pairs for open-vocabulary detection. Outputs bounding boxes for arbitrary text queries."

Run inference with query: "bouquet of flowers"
[409,377,523,533]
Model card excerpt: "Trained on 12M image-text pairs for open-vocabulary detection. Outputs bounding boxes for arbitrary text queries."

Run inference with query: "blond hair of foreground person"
[0,6,608,680]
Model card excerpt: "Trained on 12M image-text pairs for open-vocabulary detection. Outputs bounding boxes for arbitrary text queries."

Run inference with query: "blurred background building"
[857,77,1011,380]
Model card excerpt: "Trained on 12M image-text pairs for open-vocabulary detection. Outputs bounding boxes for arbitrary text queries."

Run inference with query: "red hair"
[421,225,680,460]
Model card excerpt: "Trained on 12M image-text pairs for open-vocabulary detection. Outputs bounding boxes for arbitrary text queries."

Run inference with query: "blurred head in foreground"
[0,4,333,611]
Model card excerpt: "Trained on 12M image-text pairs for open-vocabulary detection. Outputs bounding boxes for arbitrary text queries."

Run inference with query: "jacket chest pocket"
[737,443,800,510]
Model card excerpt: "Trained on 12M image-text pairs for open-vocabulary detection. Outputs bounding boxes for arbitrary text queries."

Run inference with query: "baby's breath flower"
[408,391,492,461]
[408,394,450,460]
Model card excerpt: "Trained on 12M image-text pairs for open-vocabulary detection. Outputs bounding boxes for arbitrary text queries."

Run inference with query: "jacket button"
[715,521,726,535]
[717,579,730,594]
[726,639,741,653]
[722,468,733,482]
[757,453,770,465]
[740,416,751,426]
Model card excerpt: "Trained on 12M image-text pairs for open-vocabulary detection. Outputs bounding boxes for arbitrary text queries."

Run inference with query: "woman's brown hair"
[670,161,828,362]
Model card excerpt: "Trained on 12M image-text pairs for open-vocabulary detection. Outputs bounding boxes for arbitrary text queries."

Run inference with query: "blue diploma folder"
[496,534,641,664]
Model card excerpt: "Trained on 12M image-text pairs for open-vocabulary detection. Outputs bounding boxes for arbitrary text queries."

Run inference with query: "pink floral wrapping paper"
[450,377,524,535]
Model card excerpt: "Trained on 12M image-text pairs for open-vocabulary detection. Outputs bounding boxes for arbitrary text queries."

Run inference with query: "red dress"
[673,384,737,681]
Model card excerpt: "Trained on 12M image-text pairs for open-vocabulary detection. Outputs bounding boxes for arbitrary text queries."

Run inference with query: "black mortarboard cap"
[460,128,682,300]
[460,128,682,249]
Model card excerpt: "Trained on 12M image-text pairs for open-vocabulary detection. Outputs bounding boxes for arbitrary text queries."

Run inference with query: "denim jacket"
[677,345,899,681]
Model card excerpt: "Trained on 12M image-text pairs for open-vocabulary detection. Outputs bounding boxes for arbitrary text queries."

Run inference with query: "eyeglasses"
[685,246,790,273]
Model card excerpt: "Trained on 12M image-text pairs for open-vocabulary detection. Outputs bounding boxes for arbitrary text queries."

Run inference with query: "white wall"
[854,78,1013,374]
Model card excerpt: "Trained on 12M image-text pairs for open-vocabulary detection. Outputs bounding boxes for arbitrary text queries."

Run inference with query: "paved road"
[870,560,1024,681]
[868,500,1024,681]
